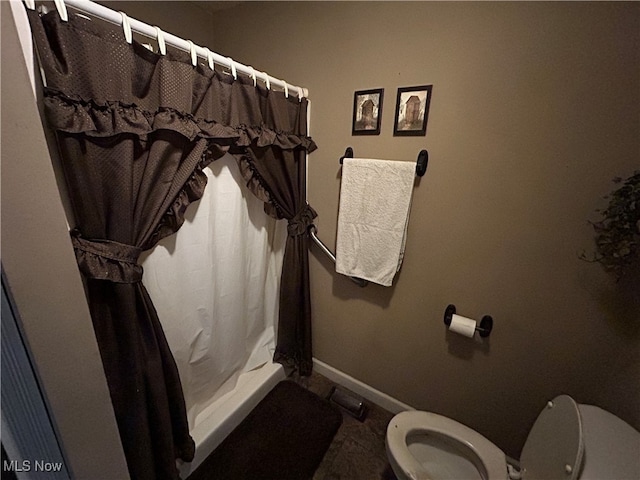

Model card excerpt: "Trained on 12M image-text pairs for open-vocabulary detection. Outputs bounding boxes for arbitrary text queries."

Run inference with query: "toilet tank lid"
[577,404,640,480]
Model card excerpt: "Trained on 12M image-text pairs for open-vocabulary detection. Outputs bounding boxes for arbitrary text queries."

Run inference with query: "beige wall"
[211,2,640,457]
[98,1,215,48]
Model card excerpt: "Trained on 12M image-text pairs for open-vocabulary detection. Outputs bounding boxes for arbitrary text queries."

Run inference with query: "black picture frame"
[393,85,433,136]
[352,88,384,135]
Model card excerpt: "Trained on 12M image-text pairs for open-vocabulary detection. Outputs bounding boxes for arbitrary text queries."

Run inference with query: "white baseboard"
[313,358,415,414]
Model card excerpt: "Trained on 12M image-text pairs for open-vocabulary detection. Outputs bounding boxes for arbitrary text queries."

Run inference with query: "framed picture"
[393,85,433,136]
[352,88,384,135]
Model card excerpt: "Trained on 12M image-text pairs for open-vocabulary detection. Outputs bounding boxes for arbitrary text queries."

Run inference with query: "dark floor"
[294,372,398,480]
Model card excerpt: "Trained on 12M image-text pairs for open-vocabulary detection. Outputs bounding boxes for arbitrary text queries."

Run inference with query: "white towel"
[335,158,416,286]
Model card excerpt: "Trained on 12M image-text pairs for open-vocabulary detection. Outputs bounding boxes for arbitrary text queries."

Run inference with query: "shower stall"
[141,154,288,476]
[9,1,314,478]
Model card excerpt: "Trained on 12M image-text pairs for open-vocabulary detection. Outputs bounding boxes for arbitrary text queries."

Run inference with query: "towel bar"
[308,225,368,287]
[339,147,428,177]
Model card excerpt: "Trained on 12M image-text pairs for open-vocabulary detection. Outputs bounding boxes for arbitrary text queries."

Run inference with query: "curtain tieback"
[70,230,143,283]
[287,204,318,237]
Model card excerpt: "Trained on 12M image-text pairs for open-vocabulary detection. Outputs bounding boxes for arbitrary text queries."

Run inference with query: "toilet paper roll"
[449,314,476,338]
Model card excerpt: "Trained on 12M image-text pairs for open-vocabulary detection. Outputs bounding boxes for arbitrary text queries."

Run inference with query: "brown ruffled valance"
[43,89,317,152]
[44,87,317,248]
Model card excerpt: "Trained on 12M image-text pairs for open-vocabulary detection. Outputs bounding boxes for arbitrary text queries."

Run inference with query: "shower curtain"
[141,154,287,427]
[27,7,316,480]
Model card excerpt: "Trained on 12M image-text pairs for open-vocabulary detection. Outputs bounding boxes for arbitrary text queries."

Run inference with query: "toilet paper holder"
[444,304,493,338]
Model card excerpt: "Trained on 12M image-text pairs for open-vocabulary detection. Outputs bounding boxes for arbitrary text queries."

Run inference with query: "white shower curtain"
[141,154,287,427]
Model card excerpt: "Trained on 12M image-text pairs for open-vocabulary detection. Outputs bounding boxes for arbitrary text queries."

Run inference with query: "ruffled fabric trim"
[236,154,283,220]
[145,149,213,250]
[70,230,143,283]
[43,90,318,152]
[287,204,318,237]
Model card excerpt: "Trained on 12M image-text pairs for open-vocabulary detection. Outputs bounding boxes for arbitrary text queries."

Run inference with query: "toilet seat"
[520,395,583,480]
[386,411,507,479]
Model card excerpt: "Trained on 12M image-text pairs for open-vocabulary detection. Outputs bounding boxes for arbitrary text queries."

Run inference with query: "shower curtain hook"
[24,0,36,10]
[298,86,304,102]
[53,0,68,21]
[187,40,198,66]
[204,47,214,71]
[283,81,289,98]
[154,26,166,55]
[262,72,270,90]
[119,12,132,44]
[247,66,257,87]
[226,57,237,80]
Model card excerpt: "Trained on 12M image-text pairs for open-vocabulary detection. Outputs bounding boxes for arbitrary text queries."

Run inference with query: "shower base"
[179,361,285,478]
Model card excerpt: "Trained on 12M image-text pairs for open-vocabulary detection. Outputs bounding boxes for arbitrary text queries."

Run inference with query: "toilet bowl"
[386,395,640,480]
[386,410,506,480]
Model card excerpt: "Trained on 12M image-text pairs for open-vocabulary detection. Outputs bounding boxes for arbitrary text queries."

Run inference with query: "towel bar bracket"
[339,147,354,164]
[416,149,428,177]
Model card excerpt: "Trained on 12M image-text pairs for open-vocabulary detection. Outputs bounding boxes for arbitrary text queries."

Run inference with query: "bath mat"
[189,380,343,480]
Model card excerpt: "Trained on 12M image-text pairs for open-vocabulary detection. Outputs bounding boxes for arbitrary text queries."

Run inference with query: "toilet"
[386,395,640,480]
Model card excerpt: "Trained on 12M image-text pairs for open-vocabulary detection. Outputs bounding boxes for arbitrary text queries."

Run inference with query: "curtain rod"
[24,0,309,99]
